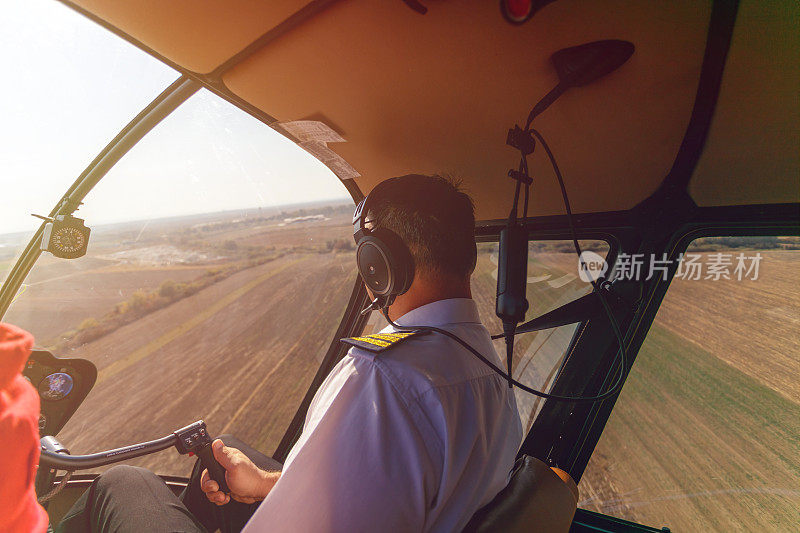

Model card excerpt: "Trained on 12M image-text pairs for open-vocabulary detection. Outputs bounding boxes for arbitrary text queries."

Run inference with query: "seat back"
[463,455,578,533]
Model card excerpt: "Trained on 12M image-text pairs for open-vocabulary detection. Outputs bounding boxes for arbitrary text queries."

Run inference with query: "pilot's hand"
[200,439,277,505]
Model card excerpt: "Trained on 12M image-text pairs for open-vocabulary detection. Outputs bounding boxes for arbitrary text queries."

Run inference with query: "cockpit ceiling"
[68,0,312,74]
[67,0,799,221]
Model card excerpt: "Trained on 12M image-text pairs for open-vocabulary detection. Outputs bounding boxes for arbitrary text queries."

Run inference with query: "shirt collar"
[393,298,481,328]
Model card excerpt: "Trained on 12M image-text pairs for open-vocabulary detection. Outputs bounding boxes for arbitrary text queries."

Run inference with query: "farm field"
[58,251,356,475]
[653,250,799,402]
[469,242,799,531]
[4,203,358,475]
[579,249,800,532]
[8,260,208,343]
[2,212,797,531]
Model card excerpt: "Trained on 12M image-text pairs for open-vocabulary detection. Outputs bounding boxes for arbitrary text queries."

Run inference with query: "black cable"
[529,127,627,399]
[521,155,531,220]
[381,281,625,402]
[377,129,627,402]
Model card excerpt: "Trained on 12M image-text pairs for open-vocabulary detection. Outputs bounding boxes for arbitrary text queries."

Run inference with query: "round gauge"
[38,413,47,433]
[38,372,74,401]
[51,227,86,254]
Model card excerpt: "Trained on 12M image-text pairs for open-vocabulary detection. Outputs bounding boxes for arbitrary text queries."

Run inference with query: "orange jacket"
[0,323,48,532]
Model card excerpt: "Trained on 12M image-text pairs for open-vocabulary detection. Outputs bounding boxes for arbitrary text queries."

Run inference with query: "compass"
[52,226,86,253]
[40,215,91,259]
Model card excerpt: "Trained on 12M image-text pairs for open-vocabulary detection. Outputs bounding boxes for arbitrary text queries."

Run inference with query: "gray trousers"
[55,435,281,533]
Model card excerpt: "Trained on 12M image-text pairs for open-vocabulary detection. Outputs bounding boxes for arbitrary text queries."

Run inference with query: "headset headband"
[352,196,370,243]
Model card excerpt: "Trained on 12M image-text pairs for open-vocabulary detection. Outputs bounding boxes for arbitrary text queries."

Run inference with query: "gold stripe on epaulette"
[349,336,391,347]
[340,329,428,353]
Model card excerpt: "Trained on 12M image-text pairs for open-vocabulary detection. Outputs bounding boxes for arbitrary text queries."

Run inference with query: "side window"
[5,89,357,475]
[475,240,610,431]
[580,236,800,532]
[361,239,610,430]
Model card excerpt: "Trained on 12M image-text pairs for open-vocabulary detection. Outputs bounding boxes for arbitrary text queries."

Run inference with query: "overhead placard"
[300,140,338,162]
[327,155,361,180]
[276,120,359,180]
[277,120,345,143]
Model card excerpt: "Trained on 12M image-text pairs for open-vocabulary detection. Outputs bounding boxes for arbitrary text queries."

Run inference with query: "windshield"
[0,0,178,268]
[2,1,357,477]
[6,86,357,475]
[580,236,800,532]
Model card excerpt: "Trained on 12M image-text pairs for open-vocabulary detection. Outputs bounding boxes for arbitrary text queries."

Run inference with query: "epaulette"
[340,329,428,353]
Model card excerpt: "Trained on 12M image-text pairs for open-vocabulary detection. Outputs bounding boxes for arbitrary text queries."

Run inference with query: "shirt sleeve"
[242,354,442,533]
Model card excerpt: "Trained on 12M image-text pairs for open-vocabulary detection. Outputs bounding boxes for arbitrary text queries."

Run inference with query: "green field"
[581,324,800,531]
[579,256,800,531]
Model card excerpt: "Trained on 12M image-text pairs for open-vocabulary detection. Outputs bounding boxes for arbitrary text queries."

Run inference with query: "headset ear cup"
[370,228,414,295]
[356,235,394,296]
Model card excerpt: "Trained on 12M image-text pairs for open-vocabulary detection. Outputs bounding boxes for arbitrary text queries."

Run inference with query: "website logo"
[578,250,608,282]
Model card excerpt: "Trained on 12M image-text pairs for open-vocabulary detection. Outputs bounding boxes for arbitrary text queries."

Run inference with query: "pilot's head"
[356,174,477,310]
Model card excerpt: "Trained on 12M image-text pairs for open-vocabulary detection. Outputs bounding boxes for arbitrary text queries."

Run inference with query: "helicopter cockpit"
[1,1,798,532]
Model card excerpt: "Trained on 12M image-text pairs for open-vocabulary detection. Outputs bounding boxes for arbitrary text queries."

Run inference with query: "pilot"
[57,174,523,533]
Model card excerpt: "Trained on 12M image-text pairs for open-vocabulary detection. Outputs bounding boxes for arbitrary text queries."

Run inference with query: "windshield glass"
[0,0,178,270]
[5,87,356,476]
[1,2,357,476]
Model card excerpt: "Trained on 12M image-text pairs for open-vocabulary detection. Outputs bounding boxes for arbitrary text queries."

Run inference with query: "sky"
[0,0,350,240]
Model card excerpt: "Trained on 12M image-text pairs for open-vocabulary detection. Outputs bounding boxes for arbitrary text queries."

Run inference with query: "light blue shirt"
[244,298,522,532]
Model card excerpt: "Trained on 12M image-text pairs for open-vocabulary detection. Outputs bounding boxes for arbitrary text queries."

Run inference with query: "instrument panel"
[23,350,97,436]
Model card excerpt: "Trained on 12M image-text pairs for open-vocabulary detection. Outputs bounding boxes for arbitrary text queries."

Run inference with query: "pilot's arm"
[242,352,441,532]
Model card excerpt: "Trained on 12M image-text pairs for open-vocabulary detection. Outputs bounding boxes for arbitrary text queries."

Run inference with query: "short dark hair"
[368,174,477,279]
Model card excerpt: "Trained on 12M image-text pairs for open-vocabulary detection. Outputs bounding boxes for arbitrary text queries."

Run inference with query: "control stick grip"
[197,442,229,493]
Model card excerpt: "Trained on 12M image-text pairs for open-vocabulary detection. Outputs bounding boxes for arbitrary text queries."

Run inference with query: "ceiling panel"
[68,0,311,73]
[67,0,798,219]
[223,0,710,220]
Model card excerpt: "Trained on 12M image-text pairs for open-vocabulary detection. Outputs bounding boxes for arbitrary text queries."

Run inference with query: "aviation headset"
[351,188,533,398]
[350,174,627,404]
[352,179,415,310]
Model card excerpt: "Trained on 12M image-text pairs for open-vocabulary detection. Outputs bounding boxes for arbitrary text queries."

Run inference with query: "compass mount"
[40,215,91,259]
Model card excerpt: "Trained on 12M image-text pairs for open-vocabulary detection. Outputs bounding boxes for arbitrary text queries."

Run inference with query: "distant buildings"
[283,214,327,224]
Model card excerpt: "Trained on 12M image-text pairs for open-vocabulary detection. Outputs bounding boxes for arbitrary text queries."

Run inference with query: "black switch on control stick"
[174,420,229,493]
